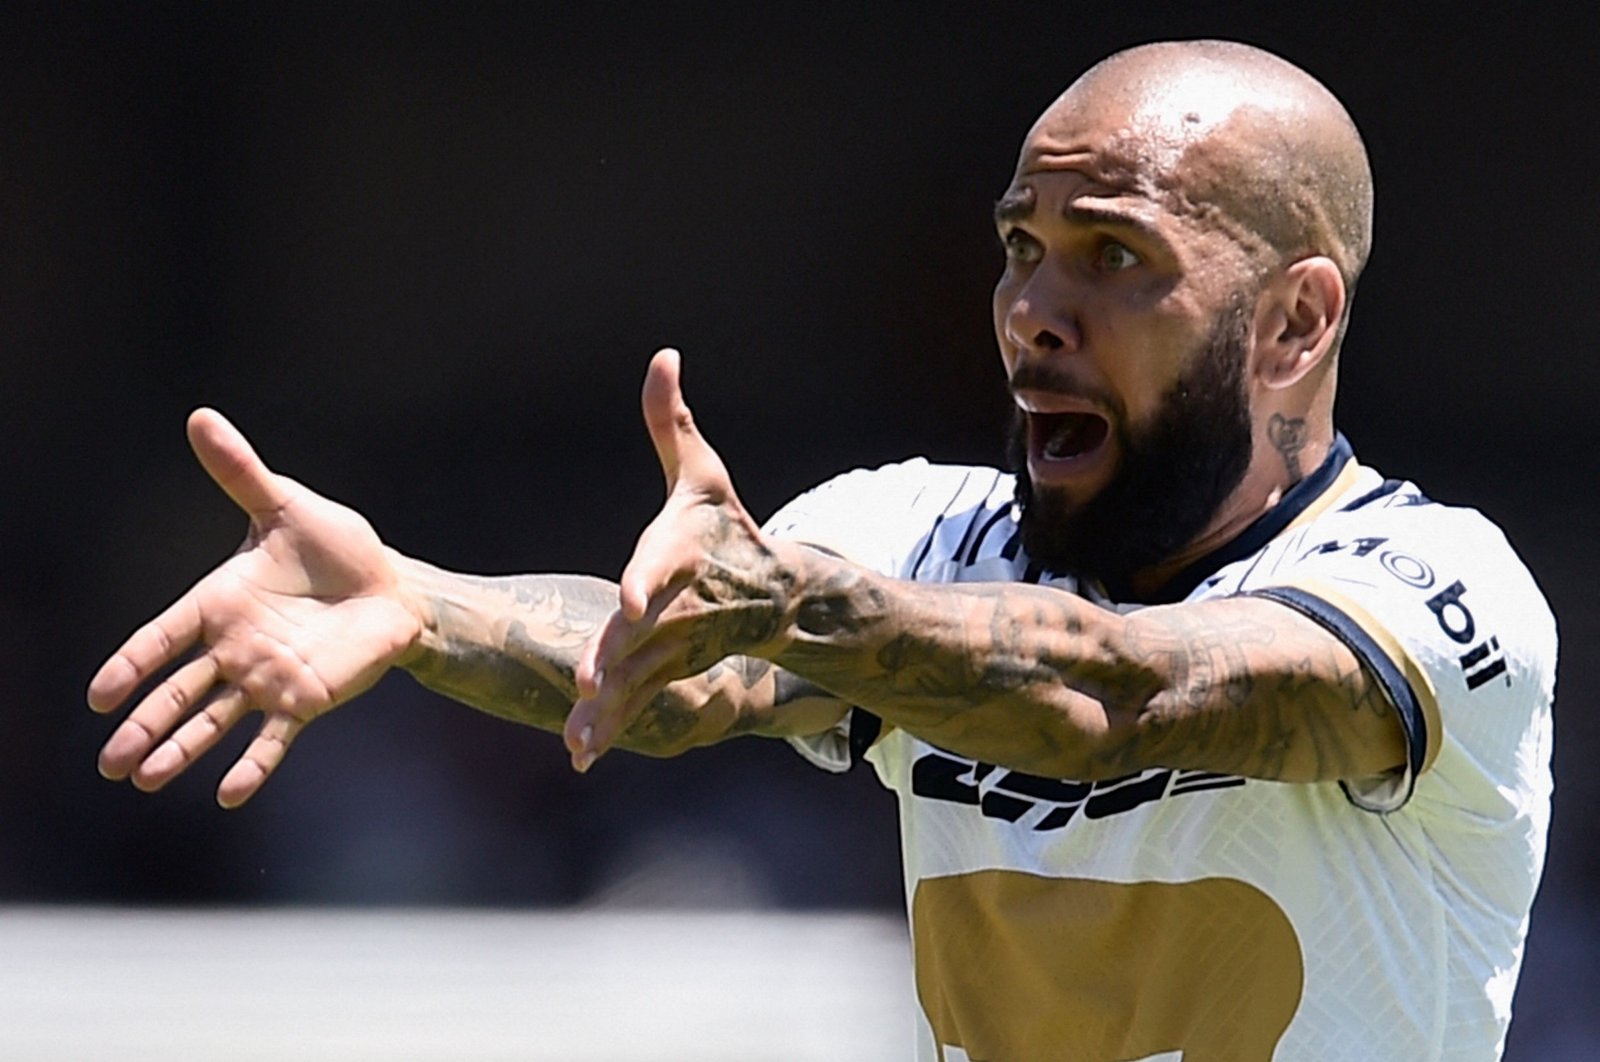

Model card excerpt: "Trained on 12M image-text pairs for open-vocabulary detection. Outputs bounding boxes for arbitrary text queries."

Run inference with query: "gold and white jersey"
[769,438,1555,1062]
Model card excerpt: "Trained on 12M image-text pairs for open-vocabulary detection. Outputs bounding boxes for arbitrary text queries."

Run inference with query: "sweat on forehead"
[1020,40,1374,287]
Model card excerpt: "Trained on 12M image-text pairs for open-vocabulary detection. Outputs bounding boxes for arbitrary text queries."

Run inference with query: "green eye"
[1003,229,1042,264]
[1098,242,1140,271]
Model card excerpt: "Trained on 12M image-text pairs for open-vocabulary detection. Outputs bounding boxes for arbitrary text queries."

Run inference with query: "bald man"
[92,40,1553,1061]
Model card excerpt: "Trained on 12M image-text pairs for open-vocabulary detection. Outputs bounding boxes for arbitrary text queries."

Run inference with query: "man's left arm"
[743,547,1404,782]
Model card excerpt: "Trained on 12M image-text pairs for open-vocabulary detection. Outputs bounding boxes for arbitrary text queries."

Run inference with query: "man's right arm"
[89,407,846,809]
[396,560,848,759]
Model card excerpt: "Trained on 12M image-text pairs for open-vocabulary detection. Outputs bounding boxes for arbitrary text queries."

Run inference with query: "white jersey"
[769,439,1555,1062]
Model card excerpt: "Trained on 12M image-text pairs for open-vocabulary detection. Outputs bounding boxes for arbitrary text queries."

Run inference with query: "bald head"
[1032,40,1373,306]
[996,43,1374,578]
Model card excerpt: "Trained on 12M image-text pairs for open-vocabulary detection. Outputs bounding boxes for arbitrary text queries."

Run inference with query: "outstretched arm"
[88,407,844,807]
[571,350,1406,783]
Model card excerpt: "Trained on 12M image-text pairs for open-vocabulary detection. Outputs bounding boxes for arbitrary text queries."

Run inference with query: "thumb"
[640,347,729,497]
[186,408,293,519]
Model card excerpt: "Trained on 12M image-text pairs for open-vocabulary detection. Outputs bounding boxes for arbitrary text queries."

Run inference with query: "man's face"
[992,106,1264,586]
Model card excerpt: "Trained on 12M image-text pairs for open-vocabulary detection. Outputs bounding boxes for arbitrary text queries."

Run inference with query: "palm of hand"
[90,411,421,807]
[201,503,418,718]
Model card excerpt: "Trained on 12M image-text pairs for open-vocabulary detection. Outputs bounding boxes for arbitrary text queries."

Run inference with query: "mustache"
[1007,364,1124,420]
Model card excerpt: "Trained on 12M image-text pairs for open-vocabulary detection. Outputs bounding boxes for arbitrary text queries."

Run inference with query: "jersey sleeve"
[762,457,931,570]
[1241,498,1556,815]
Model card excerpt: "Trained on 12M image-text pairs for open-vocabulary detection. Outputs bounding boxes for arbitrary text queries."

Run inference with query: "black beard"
[1008,304,1254,592]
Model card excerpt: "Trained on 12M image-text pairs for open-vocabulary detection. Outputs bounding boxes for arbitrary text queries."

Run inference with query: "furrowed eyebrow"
[995,186,1164,247]
[993,188,1036,225]
[1061,200,1161,242]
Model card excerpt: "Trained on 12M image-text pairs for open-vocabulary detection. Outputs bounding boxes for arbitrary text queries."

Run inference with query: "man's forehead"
[1004,119,1190,230]
[1002,106,1276,259]
[1017,70,1257,185]
[1014,128,1159,194]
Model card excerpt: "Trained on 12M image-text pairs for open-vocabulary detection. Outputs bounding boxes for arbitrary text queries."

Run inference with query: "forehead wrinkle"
[1025,75,1300,256]
[1019,123,1197,236]
[1052,119,1274,272]
[1014,146,1230,257]
[1019,134,1149,193]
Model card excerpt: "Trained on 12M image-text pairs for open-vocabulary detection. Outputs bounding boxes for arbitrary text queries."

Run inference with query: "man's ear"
[1252,256,1346,390]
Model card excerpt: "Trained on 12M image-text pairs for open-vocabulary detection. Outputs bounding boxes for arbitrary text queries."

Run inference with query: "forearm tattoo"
[402,573,608,730]
[774,552,1400,782]
[1103,604,1394,780]
[402,571,827,755]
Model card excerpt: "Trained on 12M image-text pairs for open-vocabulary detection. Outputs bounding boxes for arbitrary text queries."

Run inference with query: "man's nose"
[1002,268,1080,357]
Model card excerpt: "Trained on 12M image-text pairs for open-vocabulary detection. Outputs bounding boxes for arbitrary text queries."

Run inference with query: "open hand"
[88,410,424,807]
[565,349,792,771]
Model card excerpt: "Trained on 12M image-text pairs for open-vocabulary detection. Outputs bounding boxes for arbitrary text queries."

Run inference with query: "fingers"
[217,712,305,809]
[574,560,690,702]
[618,521,699,623]
[100,676,305,808]
[95,621,325,802]
[566,636,685,772]
[574,611,616,701]
[88,594,205,714]
[129,687,251,793]
[569,613,642,763]
[617,533,695,623]
[97,652,219,779]
[640,348,734,499]
[186,408,293,520]
[641,349,688,491]
[563,697,598,772]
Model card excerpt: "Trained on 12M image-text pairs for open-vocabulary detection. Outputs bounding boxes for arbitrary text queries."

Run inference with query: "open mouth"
[1031,411,1111,462]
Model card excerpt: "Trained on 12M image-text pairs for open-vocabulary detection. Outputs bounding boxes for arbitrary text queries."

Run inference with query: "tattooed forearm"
[766,542,1406,782]
[777,557,1129,773]
[398,562,843,755]
[1101,603,1397,780]
[402,570,606,727]
[773,667,834,707]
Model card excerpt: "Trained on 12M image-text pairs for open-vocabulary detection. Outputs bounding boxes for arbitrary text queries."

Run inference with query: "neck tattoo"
[1267,413,1308,486]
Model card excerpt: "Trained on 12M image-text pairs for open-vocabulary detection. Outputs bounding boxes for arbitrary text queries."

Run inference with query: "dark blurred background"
[3,3,1595,1056]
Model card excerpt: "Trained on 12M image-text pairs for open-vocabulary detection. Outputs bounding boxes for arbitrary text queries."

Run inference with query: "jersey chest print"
[911,748,1244,829]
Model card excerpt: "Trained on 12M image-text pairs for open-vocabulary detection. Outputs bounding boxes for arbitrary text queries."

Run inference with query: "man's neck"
[1126,431,1338,599]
